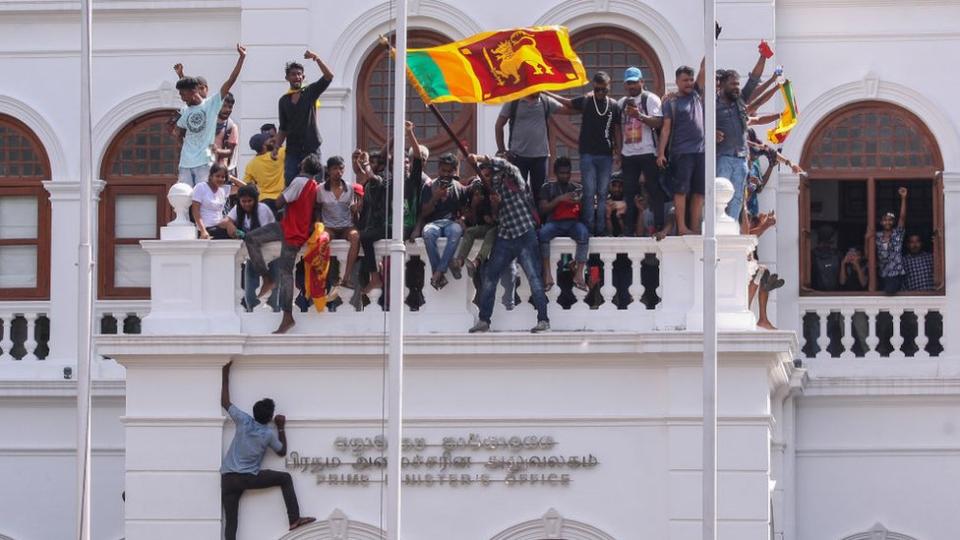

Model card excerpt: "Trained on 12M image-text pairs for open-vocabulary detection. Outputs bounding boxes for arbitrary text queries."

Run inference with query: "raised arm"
[695,57,706,94]
[542,91,577,114]
[305,50,334,82]
[220,44,247,98]
[897,187,908,229]
[746,82,781,115]
[406,121,423,161]
[174,63,185,79]
[221,361,232,411]
[749,112,782,126]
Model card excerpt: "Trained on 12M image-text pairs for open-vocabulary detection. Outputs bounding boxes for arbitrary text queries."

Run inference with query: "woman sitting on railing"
[218,184,279,312]
[191,163,245,239]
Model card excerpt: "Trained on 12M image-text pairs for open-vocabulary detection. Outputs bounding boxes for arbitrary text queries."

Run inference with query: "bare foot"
[757,319,777,330]
[363,274,383,294]
[654,229,668,241]
[257,277,275,299]
[289,517,317,531]
[273,313,295,334]
[678,227,694,236]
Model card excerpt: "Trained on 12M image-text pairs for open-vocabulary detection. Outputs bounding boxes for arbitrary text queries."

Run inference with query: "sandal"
[573,280,589,292]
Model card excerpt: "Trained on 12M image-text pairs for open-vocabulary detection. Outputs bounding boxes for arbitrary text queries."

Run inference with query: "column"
[941,172,960,353]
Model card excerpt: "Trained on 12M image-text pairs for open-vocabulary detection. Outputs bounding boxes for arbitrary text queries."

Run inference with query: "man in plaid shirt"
[469,154,550,333]
[903,233,934,291]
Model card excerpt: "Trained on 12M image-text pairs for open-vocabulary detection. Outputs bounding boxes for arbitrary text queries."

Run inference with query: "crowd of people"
[167,41,815,337]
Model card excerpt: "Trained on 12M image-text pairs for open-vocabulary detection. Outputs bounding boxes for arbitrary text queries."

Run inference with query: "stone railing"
[798,296,946,359]
[139,180,757,335]
[94,300,149,336]
[0,301,50,362]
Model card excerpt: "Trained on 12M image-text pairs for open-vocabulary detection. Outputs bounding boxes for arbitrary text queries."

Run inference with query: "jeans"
[512,155,548,204]
[478,229,548,323]
[539,220,590,262]
[222,470,301,540]
[579,153,613,235]
[422,218,463,274]
[456,224,497,262]
[243,222,299,313]
[284,149,321,186]
[178,164,209,187]
[881,274,905,295]
[243,260,279,312]
[621,154,667,231]
[717,154,749,220]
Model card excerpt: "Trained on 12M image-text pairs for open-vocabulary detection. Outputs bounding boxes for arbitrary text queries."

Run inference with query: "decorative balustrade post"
[865,308,880,357]
[840,309,855,358]
[914,309,930,358]
[815,310,831,359]
[889,308,905,358]
[21,312,39,361]
[0,314,13,361]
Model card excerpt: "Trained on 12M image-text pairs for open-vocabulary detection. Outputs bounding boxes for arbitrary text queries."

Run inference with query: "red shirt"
[281,176,318,247]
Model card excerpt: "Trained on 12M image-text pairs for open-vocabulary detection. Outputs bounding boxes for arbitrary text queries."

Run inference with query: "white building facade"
[0,1,958,539]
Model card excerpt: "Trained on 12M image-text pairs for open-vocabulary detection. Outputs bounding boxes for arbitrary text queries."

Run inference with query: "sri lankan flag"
[767,80,799,144]
[405,26,587,105]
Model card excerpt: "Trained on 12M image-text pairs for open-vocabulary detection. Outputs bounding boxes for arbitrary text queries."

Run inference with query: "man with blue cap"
[618,66,667,237]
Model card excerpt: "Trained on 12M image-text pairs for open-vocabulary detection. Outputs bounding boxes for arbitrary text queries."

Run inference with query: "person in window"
[174,44,246,187]
[244,154,322,334]
[317,156,361,292]
[539,157,590,292]
[904,233,934,291]
[220,184,279,312]
[220,361,315,540]
[838,247,868,291]
[192,163,244,240]
[811,225,841,291]
[273,50,334,185]
[420,153,468,290]
[873,187,908,295]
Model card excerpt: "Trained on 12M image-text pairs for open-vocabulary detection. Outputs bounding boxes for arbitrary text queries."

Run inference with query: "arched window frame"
[799,101,945,295]
[549,26,665,173]
[0,113,52,300]
[98,109,179,299]
[355,29,477,176]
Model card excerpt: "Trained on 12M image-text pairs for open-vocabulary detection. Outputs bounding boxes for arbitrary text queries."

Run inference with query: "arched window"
[551,27,665,172]
[0,114,51,300]
[99,110,179,299]
[799,101,944,295]
[356,29,477,177]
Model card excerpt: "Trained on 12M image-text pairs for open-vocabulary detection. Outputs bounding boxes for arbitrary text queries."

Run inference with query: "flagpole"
[386,0,407,539]
[425,104,482,176]
[702,1,718,540]
[77,0,95,539]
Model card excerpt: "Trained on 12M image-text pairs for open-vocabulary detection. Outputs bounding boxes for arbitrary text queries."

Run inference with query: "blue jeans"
[539,220,590,262]
[178,165,209,187]
[422,219,464,274]
[284,149,321,186]
[579,153,613,235]
[717,155,749,220]
[244,260,279,312]
[478,229,548,323]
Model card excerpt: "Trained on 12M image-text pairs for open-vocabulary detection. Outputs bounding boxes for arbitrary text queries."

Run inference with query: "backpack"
[508,95,552,151]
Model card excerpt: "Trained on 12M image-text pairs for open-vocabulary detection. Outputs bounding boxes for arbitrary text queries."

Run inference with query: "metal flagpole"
[702,0,718,539]
[386,0,408,538]
[77,0,95,539]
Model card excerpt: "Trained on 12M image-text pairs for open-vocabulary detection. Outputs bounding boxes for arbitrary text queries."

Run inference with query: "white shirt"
[227,202,276,232]
[192,181,231,227]
[619,92,662,156]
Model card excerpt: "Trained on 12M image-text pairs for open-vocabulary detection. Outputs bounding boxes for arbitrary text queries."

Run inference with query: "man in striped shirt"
[469,155,550,333]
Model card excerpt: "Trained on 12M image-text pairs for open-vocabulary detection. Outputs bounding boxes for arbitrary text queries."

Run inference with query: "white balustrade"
[94,300,150,335]
[0,302,49,361]
[798,296,946,359]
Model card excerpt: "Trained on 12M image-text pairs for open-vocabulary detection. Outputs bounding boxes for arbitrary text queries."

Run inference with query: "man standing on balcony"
[469,154,550,334]
[220,361,316,539]
[618,66,666,237]
[244,154,323,334]
[904,233,934,291]
[273,50,334,185]
[174,44,246,187]
[495,91,560,202]
[657,62,706,235]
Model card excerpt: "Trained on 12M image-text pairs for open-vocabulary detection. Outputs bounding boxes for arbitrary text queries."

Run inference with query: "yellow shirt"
[243,147,286,201]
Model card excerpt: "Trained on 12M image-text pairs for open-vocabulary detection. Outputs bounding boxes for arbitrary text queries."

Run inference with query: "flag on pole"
[404,26,588,104]
[767,80,798,144]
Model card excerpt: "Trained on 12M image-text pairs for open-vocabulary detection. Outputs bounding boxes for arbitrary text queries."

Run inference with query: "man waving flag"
[403,26,588,104]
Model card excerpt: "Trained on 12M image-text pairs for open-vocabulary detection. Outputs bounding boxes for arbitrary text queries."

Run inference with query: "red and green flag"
[767,80,799,144]
[404,26,588,105]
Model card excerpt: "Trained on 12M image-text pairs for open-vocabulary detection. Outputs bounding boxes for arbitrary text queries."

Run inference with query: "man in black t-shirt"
[547,72,622,236]
[273,50,334,185]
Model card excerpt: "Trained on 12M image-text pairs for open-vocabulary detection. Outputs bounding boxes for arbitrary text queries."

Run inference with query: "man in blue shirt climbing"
[220,361,315,539]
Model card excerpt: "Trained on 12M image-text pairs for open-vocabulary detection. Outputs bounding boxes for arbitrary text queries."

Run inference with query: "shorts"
[668,153,705,196]
[178,164,210,187]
